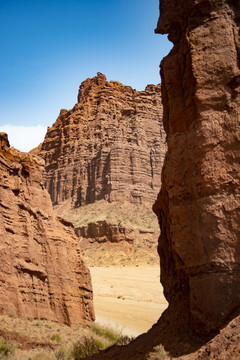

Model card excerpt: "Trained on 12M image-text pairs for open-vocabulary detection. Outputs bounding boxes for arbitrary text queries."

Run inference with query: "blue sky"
[0,0,171,151]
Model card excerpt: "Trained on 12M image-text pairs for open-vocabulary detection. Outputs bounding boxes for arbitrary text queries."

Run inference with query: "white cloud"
[0,124,47,152]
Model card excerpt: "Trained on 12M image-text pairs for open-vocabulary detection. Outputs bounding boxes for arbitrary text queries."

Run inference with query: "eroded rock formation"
[154,0,240,339]
[0,133,94,326]
[40,73,166,210]
[76,221,159,266]
[76,220,136,244]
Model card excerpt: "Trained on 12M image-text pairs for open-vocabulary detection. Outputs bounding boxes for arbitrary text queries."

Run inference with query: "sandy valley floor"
[89,266,168,337]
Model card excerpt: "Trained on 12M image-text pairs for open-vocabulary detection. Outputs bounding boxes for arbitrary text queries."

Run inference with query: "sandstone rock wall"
[154,0,240,338]
[40,73,166,209]
[0,133,94,326]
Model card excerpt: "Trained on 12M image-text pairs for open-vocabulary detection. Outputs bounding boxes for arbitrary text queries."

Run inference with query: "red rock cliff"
[154,0,240,338]
[0,133,94,326]
[40,73,166,209]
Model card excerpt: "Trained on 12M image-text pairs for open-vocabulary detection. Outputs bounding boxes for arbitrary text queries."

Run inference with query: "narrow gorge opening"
[38,73,169,338]
[60,196,169,336]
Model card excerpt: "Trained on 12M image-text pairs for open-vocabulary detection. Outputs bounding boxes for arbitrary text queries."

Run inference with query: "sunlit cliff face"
[0,133,94,325]
[40,73,166,210]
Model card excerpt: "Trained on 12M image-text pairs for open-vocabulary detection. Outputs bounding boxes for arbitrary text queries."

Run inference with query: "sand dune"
[89,266,168,336]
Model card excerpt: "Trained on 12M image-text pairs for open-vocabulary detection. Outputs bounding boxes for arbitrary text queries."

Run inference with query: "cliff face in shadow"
[40,73,166,210]
[154,0,240,338]
[0,133,94,326]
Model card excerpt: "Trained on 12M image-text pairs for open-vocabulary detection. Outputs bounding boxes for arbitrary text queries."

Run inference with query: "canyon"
[38,73,166,267]
[85,0,240,358]
[0,0,239,357]
[0,133,94,326]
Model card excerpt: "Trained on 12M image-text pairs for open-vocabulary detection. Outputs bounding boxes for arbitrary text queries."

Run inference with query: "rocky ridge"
[40,73,166,210]
[0,133,94,326]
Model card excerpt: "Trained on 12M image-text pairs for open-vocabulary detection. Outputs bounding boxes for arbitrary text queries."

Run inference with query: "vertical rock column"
[154,0,240,337]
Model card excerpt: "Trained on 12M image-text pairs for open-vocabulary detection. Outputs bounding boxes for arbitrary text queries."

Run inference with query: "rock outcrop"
[154,0,240,340]
[0,133,94,326]
[0,133,10,148]
[54,199,159,266]
[40,73,166,210]
[76,220,136,244]
[76,221,159,266]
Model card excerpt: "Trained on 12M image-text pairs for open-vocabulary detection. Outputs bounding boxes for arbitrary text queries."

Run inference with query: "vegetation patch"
[50,334,61,344]
[91,323,120,342]
[147,344,172,360]
[71,336,101,359]
[0,316,135,359]
[0,337,15,359]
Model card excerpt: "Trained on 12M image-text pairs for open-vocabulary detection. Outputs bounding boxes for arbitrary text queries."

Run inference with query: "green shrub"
[91,324,119,342]
[8,309,17,319]
[115,335,135,346]
[0,337,15,359]
[55,347,68,360]
[93,338,106,350]
[147,344,171,360]
[34,319,42,327]
[50,333,61,343]
[71,336,100,359]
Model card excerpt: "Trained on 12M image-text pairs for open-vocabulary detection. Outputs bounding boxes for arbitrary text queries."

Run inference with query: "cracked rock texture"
[0,133,94,326]
[40,73,166,210]
[154,0,240,339]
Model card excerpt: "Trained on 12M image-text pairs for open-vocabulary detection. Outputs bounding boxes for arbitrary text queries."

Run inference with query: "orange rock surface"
[0,133,94,326]
[40,73,166,210]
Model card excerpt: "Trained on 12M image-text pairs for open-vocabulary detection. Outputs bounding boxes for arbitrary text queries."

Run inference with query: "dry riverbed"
[89,266,168,337]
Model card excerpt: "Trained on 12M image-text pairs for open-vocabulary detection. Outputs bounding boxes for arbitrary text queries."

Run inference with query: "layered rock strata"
[55,199,160,266]
[40,73,166,210]
[154,0,240,339]
[0,133,94,326]
[76,221,159,266]
[76,220,136,244]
